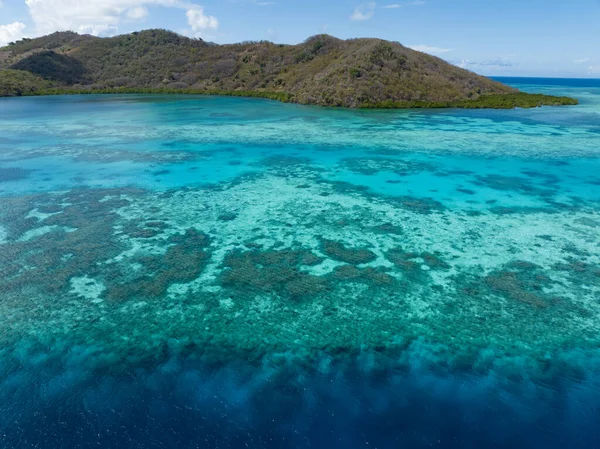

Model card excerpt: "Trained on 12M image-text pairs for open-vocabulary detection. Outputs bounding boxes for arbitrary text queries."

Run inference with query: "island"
[0,29,578,108]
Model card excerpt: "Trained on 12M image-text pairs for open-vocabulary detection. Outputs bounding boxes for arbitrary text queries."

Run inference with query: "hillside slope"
[0,30,577,108]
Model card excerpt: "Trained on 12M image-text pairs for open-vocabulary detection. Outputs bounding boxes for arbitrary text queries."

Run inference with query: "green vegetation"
[11,50,89,84]
[359,92,579,109]
[28,86,295,103]
[2,31,90,55]
[0,69,53,96]
[3,85,577,110]
[0,29,578,108]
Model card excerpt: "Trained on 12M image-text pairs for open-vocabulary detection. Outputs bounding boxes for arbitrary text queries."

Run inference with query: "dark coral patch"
[37,204,64,214]
[392,196,446,214]
[218,213,237,221]
[122,225,163,239]
[329,265,396,287]
[574,217,600,228]
[489,206,553,215]
[340,158,435,176]
[461,261,563,309]
[105,228,211,301]
[387,247,449,272]
[258,155,312,168]
[0,189,134,294]
[0,189,214,303]
[474,174,556,198]
[554,258,600,287]
[421,253,451,270]
[321,239,377,264]
[0,167,34,183]
[219,248,327,299]
[372,223,403,235]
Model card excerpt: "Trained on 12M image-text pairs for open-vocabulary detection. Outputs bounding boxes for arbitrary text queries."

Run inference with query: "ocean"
[1,78,599,448]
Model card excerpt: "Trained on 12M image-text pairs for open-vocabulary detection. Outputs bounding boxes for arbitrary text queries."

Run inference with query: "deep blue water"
[493,76,600,88]
[1,78,600,448]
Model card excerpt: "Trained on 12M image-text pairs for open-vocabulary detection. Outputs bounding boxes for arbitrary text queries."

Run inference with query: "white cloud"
[455,58,517,71]
[186,7,218,36]
[0,22,26,46]
[574,57,590,64]
[126,6,149,19]
[383,1,425,8]
[351,2,376,21]
[588,66,600,75]
[80,24,119,36]
[23,1,217,38]
[266,28,276,39]
[408,44,453,54]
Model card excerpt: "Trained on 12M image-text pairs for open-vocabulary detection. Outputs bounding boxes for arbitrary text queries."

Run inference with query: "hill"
[0,29,577,108]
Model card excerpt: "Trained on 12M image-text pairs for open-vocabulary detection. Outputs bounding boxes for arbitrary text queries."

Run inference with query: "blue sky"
[1,0,599,77]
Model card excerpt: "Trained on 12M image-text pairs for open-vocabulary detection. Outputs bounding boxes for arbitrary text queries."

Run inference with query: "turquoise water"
[1,79,600,448]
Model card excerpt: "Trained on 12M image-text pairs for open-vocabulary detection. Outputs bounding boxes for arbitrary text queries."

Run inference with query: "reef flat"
[0,78,599,448]
[2,170,600,378]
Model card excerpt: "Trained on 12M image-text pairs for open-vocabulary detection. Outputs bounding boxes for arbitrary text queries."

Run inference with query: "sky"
[0,0,599,77]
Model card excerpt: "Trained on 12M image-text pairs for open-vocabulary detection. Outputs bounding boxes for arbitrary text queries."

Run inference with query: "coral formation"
[0,93,599,392]
[320,238,377,264]
[220,248,327,299]
[0,166,33,182]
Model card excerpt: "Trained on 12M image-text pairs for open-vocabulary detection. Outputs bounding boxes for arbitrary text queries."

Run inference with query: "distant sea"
[1,77,599,448]
[494,76,600,87]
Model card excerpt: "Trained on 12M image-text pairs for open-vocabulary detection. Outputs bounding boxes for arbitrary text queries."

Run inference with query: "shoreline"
[0,87,579,109]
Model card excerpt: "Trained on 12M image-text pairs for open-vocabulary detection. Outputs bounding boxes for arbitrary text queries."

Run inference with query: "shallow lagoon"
[1,78,600,448]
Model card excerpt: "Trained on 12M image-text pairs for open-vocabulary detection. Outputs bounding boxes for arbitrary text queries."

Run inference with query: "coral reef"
[340,157,435,176]
[320,238,377,264]
[1,92,600,392]
[220,248,327,299]
[0,166,33,182]
[106,228,211,301]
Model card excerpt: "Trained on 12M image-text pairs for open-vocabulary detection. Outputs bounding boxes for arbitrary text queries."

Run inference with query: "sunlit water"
[1,78,599,448]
